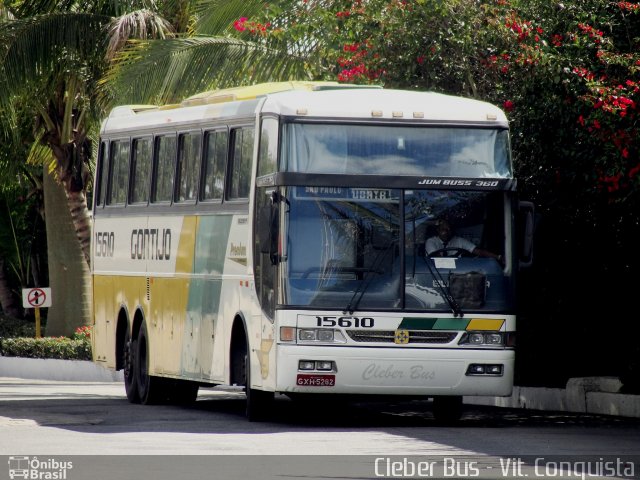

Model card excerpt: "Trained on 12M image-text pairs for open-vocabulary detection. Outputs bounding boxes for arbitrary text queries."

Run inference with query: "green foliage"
[0,326,92,360]
[0,336,92,360]
[101,0,309,106]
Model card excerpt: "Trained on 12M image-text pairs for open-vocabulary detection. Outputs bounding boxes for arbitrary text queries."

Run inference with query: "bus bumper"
[275,345,514,396]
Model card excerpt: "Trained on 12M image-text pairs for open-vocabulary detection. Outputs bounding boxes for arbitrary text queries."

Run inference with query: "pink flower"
[233,17,247,32]
[503,100,515,112]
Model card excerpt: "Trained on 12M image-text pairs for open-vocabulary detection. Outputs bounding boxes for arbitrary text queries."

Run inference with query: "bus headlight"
[299,329,318,341]
[282,328,347,344]
[315,360,334,371]
[459,332,507,347]
[317,330,335,342]
[466,364,503,376]
[298,328,346,344]
[299,360,316,370]
[298,360,336,372]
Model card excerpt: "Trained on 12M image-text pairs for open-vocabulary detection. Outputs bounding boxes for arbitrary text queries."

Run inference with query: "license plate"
[296,374,336,387]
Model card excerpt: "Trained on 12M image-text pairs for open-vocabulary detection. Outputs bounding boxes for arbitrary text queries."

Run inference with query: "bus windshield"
[281,187,513,313]
[281,123,512,178]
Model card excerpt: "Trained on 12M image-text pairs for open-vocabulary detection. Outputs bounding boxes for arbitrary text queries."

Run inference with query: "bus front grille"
[346,330,457,344]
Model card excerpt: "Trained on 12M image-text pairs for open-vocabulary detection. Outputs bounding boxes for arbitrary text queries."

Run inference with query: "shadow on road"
[1,381,637,433]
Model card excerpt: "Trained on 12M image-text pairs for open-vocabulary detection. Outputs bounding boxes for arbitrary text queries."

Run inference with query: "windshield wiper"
[343,238,397,315]
[421,254,464,317]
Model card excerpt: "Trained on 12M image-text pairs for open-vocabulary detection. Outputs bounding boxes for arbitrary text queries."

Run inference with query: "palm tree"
[102,0,310,105]
[0,0,305,334]
[0,0,174,334]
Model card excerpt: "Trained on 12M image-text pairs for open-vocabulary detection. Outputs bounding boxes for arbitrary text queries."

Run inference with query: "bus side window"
[201,130,227,201]
[107,139,130,206]
[96,140,108,207]
[258,118,278,177]
[228,127,254,200]
[152,134,177,203]
[176,131,201,203]
[129,137,152,204]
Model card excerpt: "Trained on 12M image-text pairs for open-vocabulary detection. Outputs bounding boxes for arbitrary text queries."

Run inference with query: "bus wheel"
[123,328,139,403]
[243,339,274,422]
[432,396,463,423]
[135,322,165,405]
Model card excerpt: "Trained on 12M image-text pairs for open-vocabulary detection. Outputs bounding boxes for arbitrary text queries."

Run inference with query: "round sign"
[27,288,46,307]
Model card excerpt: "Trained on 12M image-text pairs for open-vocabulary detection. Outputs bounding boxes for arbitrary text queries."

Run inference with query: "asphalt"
[0,355,638,418]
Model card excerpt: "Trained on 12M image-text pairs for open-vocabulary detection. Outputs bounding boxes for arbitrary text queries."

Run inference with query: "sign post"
[22,287,52,338]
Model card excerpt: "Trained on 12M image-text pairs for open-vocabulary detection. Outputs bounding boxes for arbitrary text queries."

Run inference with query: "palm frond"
[193,0,265,36]
[0,13,111,110]
[0,6,16,21]
[106,9,176,59]
[26,140,53,168]
[101,35,309,105]
[0,104,19,144]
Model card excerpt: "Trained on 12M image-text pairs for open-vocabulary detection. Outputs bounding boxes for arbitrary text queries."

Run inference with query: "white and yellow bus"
[92,81,533,421]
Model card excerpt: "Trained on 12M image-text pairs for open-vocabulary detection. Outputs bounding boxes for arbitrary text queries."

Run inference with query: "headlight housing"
[459,331,509,347]
[280,327,347,344]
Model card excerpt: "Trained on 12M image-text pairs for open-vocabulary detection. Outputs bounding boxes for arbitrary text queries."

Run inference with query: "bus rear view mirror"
[258,204,272,255]
[258,191,280,264]
[518,201,535,268]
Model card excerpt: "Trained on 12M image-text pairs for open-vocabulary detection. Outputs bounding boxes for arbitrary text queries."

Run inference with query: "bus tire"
[123,327,139,403]
[243,337,274,422]
[432,396,463,423]
[246,370,274,422]
[135,322,165,405]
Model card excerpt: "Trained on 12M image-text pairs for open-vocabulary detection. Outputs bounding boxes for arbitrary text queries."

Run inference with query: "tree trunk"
[43,167,91,336]
[67,189,92,265]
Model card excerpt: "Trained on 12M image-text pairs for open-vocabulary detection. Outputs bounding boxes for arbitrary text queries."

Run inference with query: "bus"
[91,81,533,421]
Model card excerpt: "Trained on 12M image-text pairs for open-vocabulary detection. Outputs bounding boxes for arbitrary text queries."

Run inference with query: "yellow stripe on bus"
[466,319,505,331]
[176,216,198,274]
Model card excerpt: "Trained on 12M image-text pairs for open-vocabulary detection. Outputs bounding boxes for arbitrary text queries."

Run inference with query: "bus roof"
[101,82,507,134]
[261,88,507,123]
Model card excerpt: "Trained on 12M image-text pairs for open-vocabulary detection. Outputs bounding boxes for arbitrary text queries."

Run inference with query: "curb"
[465,377,640,418]
[0,356,123,382]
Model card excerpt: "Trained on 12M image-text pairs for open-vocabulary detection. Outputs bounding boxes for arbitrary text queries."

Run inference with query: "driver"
[425,219,503,263]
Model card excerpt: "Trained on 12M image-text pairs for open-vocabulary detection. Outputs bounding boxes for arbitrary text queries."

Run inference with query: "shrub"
[0,325,92,361]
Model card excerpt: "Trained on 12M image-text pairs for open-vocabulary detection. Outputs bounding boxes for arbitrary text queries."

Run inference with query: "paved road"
[0,378,639,479]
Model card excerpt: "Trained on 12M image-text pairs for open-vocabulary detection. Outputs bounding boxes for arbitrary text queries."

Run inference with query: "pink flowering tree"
[233,0,640,388]
[237,0,638,202]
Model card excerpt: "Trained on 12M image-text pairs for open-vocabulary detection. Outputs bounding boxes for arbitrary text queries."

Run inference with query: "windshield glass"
[283,186,401,310]
[281,187,513,312]
[281,123,512,178]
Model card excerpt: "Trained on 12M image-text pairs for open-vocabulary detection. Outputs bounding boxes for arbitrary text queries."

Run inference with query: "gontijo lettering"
[130,228,171,260]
